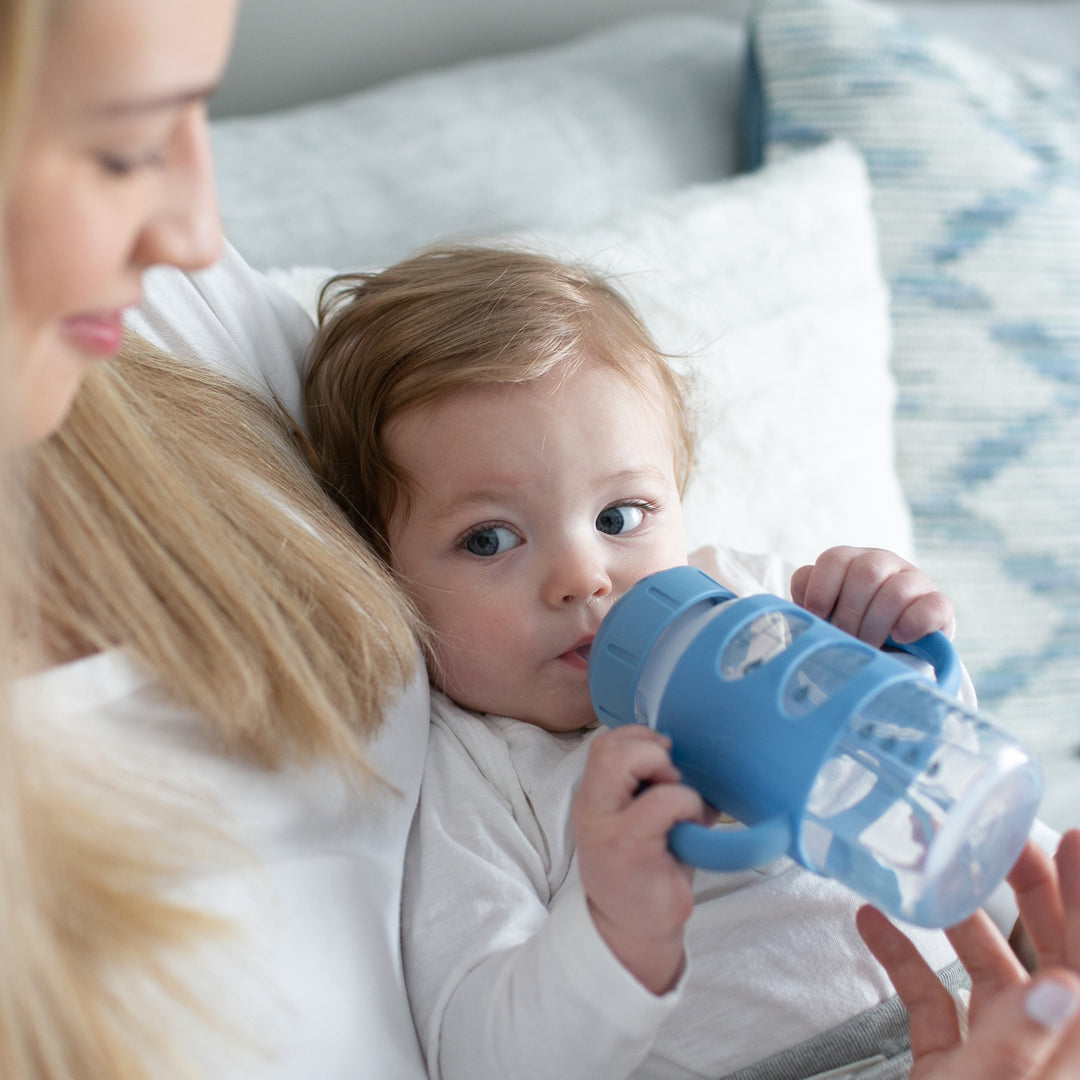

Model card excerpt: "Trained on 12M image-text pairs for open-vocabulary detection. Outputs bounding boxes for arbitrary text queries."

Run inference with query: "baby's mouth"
[575,642,592,663]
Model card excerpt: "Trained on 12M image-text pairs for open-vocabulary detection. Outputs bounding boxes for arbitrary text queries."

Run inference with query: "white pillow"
[271,141,911,568]
[211,14,744,272]
[746,0,1080,771]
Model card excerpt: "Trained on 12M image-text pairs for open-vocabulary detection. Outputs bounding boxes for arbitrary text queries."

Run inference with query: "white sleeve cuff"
[546,881,687,1034]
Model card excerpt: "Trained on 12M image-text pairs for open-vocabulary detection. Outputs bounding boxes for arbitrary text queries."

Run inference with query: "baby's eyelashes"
[460,524,521,557]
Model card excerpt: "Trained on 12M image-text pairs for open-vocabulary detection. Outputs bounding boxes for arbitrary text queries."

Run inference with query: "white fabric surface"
[211,15,746,272]
[903,0,1080,67]
[402,544,966,1080]
[130,241,314,427]
[14,649,430,1079]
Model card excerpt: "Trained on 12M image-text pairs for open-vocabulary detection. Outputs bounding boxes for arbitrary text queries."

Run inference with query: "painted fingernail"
[1025,979,1080,1031]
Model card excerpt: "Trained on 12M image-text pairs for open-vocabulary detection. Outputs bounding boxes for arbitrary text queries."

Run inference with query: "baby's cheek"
[429,612,522,708]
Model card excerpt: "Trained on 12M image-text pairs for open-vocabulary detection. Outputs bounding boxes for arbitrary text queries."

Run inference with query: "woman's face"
[4,0,240,447]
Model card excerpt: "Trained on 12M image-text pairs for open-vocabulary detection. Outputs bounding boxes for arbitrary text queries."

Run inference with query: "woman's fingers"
[856,905,963,1058]
[858,904,1080,1080]
[858,832,1080,1080]
[946,908,1028,1025]
[1031,972,1080,1080]
[1055,831,1080,971]
[1008,839,1067,971]
[959,974,1080,1080]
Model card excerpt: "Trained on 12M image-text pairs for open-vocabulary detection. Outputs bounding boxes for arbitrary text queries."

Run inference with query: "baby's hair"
[303,245,695,563]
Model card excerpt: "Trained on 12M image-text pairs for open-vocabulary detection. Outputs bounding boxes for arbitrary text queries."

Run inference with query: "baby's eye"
[463,526,520,557]
[596,504,646,536]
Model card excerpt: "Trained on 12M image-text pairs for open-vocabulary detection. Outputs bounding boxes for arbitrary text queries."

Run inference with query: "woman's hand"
[790,546,955,648]
[572,725,706,996]
[857,830,1080,1079]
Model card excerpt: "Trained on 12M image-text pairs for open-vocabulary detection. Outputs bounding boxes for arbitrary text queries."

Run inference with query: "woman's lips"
[60,310,127,357]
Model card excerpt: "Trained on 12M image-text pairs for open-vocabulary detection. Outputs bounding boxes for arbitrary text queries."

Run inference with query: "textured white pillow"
[212,15,744,272]
[272,141,911,568]
[747,0,1080,779]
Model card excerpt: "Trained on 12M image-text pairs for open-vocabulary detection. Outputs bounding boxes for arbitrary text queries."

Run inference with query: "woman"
[2,0,427,1076]
[1,1,1078,1078]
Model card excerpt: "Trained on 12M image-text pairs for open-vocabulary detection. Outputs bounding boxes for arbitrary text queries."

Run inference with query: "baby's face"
[385,362,687,731]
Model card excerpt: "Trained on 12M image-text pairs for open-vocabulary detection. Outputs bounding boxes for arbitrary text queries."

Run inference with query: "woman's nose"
[134,107,223,273]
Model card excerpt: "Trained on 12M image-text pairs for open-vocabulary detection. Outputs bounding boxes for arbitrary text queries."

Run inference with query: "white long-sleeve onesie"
[402,545,992,1080]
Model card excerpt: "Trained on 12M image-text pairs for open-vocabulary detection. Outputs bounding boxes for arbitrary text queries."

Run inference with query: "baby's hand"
[572,725,706,996]
[790,546,954,648]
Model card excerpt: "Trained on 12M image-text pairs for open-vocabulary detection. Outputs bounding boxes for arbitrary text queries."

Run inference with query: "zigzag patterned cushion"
[744,0,1080,767]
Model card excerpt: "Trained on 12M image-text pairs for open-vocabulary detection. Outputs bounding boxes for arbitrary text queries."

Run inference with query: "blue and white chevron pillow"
[744,0,1080,763]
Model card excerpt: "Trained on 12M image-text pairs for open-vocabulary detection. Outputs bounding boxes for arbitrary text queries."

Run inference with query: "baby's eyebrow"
[429,488,512,523]
[607,467,668,483]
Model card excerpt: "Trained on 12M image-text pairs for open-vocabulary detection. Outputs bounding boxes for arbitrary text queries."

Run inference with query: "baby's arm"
[790,545,955,648]
[404,711,687,1080]
[573,725,706,995]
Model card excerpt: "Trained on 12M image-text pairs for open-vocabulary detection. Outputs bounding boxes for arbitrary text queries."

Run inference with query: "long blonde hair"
[1,4,418,1071]
[26,337,418,768]
[1,334,421,1080]
[304,245,695,564]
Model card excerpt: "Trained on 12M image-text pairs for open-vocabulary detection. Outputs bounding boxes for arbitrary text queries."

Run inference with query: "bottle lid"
[589,565,734,727]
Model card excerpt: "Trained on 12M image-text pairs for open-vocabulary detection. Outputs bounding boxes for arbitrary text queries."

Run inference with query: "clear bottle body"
[800,678,1041,926]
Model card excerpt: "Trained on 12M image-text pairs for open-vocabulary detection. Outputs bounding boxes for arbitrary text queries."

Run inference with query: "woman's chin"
[8,335,96,447]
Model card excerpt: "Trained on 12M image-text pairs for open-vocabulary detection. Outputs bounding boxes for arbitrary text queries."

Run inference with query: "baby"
[303,246,981,1080]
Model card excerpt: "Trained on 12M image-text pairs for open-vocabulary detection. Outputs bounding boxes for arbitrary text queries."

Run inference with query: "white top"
[14,648,430,1078]
[129,241,314,426]
[402,545,999,1080]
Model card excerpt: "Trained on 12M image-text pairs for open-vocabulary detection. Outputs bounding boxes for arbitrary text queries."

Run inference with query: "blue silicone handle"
[668,813,791,871]
[884,630,962,697]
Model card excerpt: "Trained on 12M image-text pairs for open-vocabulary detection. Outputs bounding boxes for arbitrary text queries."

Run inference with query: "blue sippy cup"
[588,565,1041,928]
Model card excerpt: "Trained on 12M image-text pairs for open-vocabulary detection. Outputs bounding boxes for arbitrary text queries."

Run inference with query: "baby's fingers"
[577,726,680,813]
[791,546,862,622]
[623,781,709,845]
[884,588,955,646]
[836,557,947,646]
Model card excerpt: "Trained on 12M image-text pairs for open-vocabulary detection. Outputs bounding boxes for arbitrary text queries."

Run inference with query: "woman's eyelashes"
[96,147,167,178]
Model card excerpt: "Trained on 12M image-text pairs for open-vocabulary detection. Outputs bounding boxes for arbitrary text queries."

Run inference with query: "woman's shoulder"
[15,650,431,856]
[127,241,315,426]
[10,647,153,719]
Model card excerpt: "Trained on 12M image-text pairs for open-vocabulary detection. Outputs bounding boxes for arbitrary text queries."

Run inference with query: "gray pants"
[722,960,969,1080]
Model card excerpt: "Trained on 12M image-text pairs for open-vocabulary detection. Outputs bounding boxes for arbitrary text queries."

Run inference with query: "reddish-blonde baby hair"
[304,245,695,563]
